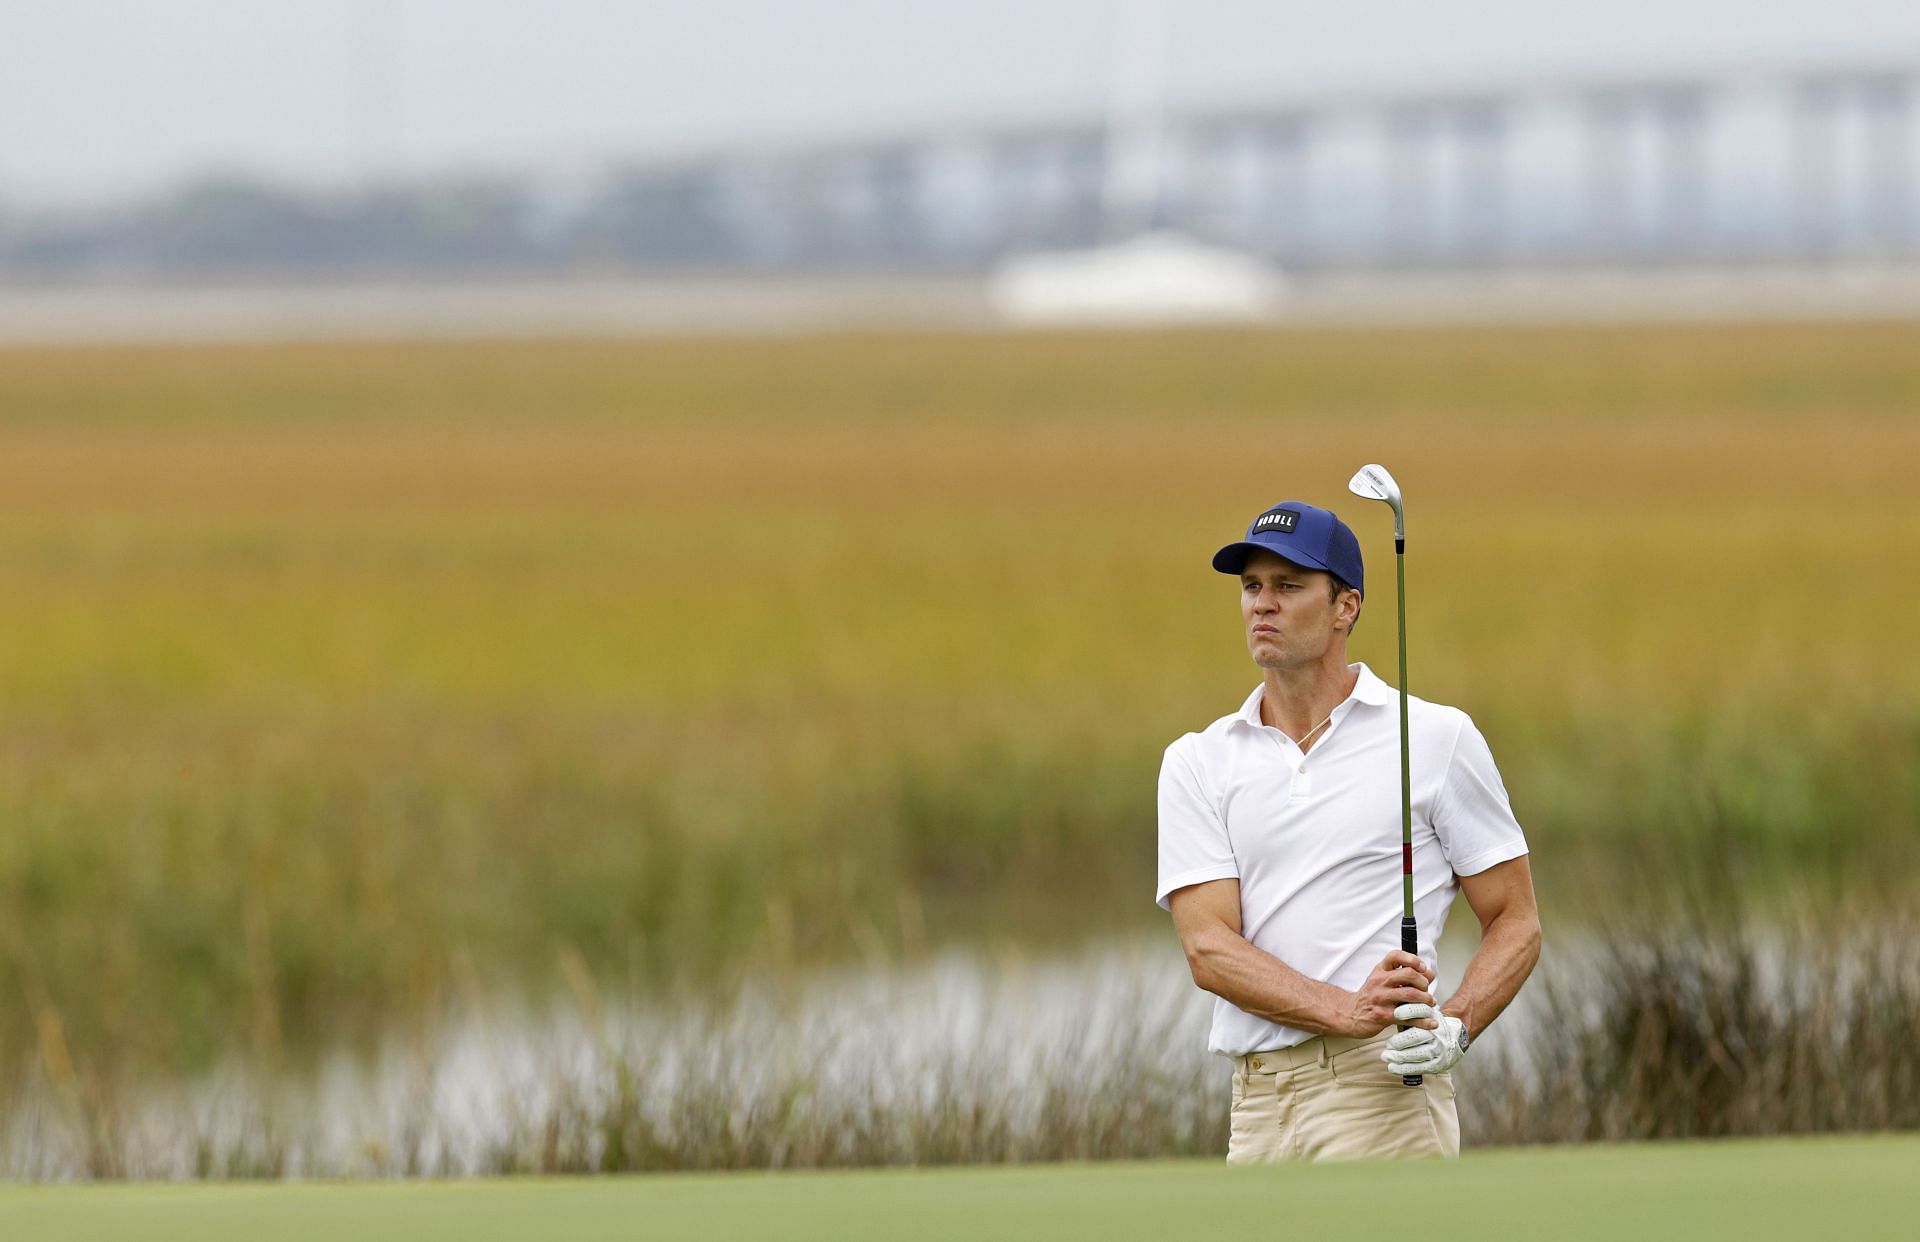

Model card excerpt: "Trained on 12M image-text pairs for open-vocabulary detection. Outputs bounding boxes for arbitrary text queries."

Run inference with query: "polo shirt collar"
[1232,662,1397,730]
[1350,662,1398,706]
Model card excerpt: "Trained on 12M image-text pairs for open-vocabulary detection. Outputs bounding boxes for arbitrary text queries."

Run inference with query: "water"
[7,922,1885,1178]
[5,938,1227,1177]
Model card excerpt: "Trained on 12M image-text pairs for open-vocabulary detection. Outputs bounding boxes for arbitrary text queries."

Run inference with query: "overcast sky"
[5,0,1919,206]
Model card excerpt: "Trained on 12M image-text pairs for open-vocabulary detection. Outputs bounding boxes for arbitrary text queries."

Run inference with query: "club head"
[1347,464,1404,540]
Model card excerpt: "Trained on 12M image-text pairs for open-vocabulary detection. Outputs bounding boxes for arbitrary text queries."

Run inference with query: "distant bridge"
[631,61,1918,271]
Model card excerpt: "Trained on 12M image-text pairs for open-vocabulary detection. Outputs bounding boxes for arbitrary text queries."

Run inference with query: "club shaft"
[1396,537,1422,1087]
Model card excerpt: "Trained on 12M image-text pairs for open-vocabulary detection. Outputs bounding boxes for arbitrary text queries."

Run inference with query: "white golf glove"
[1380,1003,1468,1076]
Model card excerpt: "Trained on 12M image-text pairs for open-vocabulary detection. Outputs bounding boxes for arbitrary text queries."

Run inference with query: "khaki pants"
[1226,1029,1460,1164]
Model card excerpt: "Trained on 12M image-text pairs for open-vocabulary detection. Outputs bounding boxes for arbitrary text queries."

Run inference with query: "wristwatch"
[1457,1023,1471,1052]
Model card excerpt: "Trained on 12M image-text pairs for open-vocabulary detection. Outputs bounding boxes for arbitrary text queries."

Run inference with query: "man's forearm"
[1188,928,1352,1036]
[1440,909,1541,1040]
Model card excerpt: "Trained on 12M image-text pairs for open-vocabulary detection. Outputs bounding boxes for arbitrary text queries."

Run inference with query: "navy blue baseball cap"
[1211,500,1365,596]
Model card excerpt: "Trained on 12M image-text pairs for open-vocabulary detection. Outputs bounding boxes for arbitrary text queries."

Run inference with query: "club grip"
[1399,916,1423,1086]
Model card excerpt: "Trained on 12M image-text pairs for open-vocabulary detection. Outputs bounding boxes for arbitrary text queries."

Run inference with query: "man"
[1156,499,1541,1163]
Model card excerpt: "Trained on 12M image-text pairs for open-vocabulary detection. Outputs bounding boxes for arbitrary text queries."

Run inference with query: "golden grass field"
[0,323,1914,1081]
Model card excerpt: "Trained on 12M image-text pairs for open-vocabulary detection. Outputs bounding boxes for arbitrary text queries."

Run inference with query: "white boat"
[988,1,1283,327]
[988,230,1285,325]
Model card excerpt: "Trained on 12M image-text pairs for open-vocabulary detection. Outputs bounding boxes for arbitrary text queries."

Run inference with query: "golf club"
[1346,463,1422,1088]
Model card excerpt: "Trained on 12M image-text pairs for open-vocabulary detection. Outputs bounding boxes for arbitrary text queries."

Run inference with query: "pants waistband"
[1235,1029,1388,1073]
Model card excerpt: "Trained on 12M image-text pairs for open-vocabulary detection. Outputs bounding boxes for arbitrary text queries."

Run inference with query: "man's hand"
[1338,951,1437,1038]
[1381,1004,1468,1075]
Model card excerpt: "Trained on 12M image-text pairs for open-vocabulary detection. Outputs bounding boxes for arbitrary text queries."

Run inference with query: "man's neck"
[1259,658,1360,751]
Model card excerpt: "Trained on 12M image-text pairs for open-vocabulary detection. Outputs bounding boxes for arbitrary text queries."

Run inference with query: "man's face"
[1239,548,1347,670]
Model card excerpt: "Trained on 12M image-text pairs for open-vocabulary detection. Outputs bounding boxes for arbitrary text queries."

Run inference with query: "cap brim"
[1211,539,1335,577]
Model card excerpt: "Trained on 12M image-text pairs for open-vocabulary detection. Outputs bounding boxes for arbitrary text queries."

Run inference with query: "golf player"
[1157,500,1541,1162]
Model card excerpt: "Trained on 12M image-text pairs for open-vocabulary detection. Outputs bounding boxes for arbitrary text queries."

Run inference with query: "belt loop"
[1317,1038,1330,1068]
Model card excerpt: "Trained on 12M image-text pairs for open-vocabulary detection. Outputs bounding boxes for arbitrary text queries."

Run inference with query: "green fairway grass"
[0,1134,1909,1241]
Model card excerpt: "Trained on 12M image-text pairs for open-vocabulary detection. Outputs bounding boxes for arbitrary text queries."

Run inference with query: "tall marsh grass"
[0,325,1914,1091]
[6,913,1915,1179]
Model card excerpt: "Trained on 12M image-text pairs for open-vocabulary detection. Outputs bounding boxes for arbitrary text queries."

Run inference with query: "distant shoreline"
[4,262,1920,344]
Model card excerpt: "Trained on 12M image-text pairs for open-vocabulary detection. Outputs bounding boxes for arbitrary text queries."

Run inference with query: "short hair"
[1329,575,1361,636]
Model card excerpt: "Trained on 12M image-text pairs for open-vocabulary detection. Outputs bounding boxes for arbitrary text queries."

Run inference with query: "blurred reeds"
[1473,915,1920,1143]
[6,914,1914,1178]
[0,324,1914,1098]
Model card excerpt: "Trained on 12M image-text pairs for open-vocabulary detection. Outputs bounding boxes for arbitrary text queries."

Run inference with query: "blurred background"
[9,0,1920,332]
[0,0,1915,1178]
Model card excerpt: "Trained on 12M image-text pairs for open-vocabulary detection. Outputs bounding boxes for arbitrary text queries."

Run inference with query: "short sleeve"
[1156,739,1239,911]
[1432,714,1530,877]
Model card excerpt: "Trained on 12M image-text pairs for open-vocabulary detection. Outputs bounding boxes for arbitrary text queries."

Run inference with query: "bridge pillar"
[1863,74,1913,254]
[1252,116,1310,264]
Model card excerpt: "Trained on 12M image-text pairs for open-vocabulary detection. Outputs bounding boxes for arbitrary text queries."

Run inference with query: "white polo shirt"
[1156,662,1529,1057]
